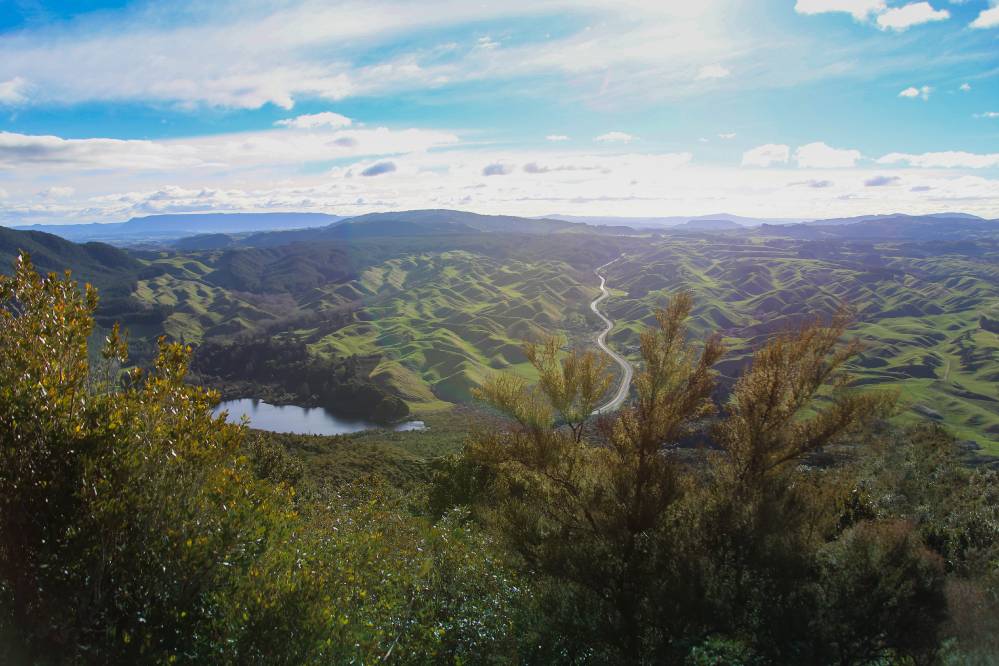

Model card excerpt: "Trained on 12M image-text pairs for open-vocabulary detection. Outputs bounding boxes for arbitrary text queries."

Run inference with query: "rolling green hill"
[601,235,999,451]
[0,226,147,294]
[6,212,999,451]
[128,231,632,409]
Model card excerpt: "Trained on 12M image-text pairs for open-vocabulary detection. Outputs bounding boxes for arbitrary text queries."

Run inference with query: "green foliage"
[461,292,982,663]
[192,334,409,423]
[5,247,997,664]
[812,520,947,664]
[849,423,999,662]
[0,254,528,663]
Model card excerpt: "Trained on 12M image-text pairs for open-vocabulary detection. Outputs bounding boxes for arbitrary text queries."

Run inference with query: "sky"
[0,0,997,225]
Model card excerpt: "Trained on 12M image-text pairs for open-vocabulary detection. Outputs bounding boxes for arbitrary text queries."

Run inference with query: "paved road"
[591,257,633,414]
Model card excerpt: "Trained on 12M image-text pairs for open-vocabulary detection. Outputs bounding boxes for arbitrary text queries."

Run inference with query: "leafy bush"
[0,255,526,663]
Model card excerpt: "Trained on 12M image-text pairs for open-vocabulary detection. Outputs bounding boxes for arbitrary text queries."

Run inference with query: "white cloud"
[899,85,932,100]
[5,146,999,225]
[795,142,862,168]
[594,131,635,143]
[0,126,459,172]
[275,112,352,129]
[959,82,971,92]
[742,144,790,167]
[971,4,999,28]
[476,36,500,50]
[975,111,999,119]
[878,151,999,168]
[794,0,886,19]
[0,131,207,171]
[876,2,949,30]
[0,1,744,110]
[546,134,570,142]
[0,77,28,104]
[718,132,737,139]
[696,64,730,80]
[37,186,76,199]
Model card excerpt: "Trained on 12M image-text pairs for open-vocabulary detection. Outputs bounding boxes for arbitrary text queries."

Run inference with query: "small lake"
[213,398,426,436]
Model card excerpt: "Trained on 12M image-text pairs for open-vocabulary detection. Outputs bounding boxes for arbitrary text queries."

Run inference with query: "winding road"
[591,257,633,414]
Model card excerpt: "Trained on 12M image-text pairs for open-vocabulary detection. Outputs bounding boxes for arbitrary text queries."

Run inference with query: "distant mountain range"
[175,209,641,250]
[543,213,811,228]
[6,209,998,247]
[802,212,986,227]
[13,212,344,243]
[760,213,999,241]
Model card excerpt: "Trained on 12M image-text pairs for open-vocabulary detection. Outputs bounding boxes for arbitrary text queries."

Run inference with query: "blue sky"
[0,0,997,224]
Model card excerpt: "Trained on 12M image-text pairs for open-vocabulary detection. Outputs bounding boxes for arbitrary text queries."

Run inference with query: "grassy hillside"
[602,235,999,451]
[301,249,601,407]
[130,233,632,409]
[7,218,998,451]
[0,226,147,295]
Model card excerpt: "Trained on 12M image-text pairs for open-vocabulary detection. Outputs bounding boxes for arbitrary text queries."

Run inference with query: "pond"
[213,398,426,436]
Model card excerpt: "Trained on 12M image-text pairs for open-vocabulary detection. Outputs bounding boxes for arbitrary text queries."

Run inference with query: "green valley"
[601,234,999,452]
[4,210,999,450]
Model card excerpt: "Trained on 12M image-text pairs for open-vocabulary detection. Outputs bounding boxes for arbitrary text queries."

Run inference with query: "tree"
[465,294,917,662]
[0,254,528,663]
[469,292,723,659]
[0,254,298,661]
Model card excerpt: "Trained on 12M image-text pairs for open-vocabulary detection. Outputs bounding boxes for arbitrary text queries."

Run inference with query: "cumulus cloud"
[899,85,932,100]
[275,111,352,129]
[546,135,570,142]
[960,82,971,92]
[876,2,949,30]
[595,131,635,143]
[742,144,790,167]
[360,161,397,176]
[794,0,886,19]
[482,162,514,176]
[0,77,28,104]
[792,179,834,188]
[864,175,900,186]
[975,111,999,119]
[971,4,999,28]
[878,151,999,168]
[696,64,730,80]
[718,132,737,139]
[4,146,998,226]
[796,0,950,31]
[794,141,862,169]
[795,142,862,168]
